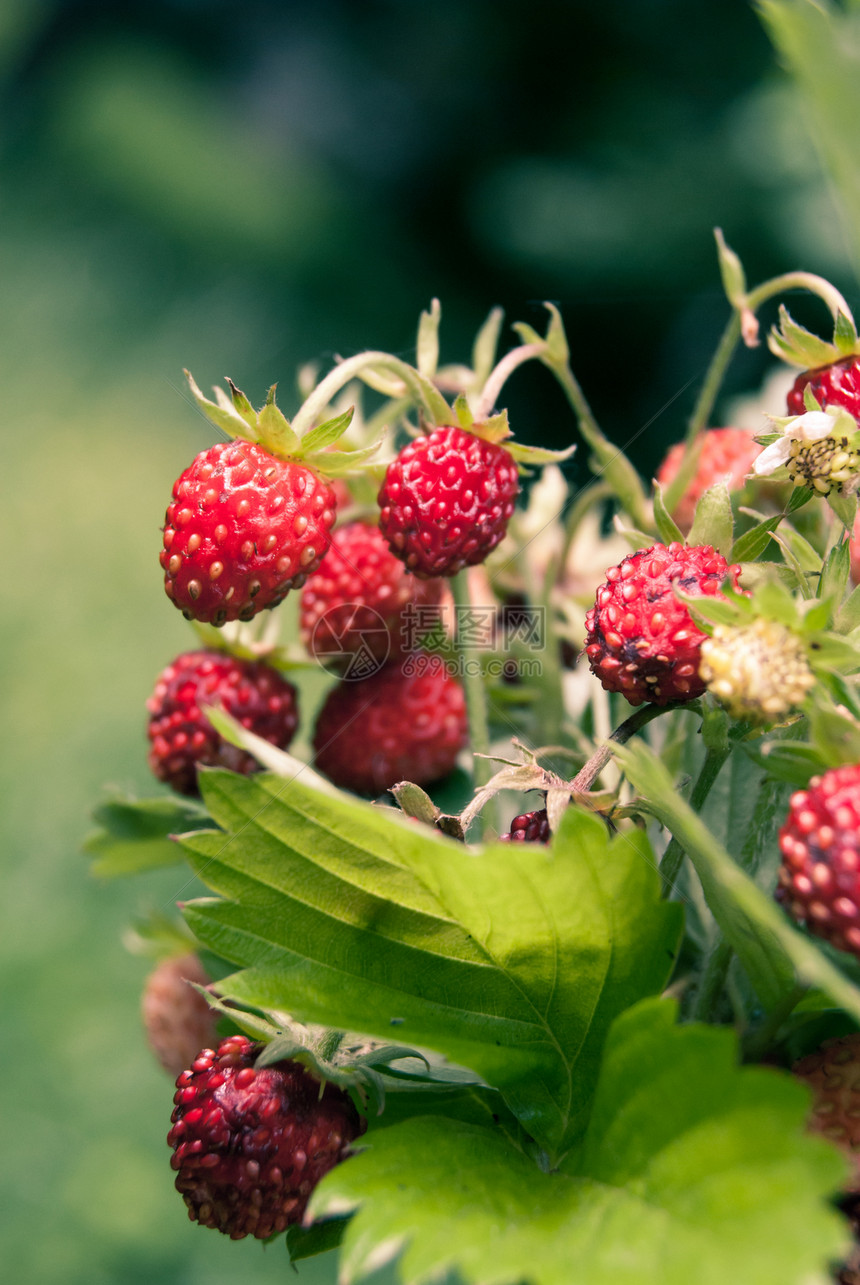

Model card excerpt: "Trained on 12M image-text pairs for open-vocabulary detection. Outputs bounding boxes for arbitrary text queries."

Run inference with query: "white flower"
[753,410,842,476]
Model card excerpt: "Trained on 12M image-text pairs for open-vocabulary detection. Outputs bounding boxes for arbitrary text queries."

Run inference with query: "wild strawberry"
[377,424,520,578]
[160,440,337,625]
[793,1033,860,1192]
[300,522,443,671]
[147,649,299,796]
[655,427,759,533]
[776,765,860,958]
[142,954,217,1078]
[312,653,467,795]
[787,355,860,420]
[699,617,815,721]
[584,542,742,707]
[168,1034,364,1240]
[500,808,550,843]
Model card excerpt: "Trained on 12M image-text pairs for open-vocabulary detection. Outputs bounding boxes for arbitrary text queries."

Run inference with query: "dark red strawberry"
[501,808,550,843]
[378,424,520,578]
[161,440,337,625]
[300,522,443,669]
[777,764,860,958]
[147,649,299,796]
[168,1035,364,1239]
[584,542,743,707]
[312,653,467,794]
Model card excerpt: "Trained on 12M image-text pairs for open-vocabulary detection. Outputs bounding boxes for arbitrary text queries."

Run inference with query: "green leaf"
[286,1218,348,1262]
[504,440,576,466]
[83,793,207,877]
[179,771,682,1159]
[313,999,848,1285]
[300,406,355,454]
[652,482,684,545]
[615,739,860,1020]
[683,483,730,557]
[729,514,783,563]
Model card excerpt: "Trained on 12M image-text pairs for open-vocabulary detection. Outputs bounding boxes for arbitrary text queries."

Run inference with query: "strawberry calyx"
[184,371,383,479]
[197,995,487,1115]
[768,303,860,371]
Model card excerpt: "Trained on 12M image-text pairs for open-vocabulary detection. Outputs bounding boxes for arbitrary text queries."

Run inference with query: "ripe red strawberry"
[142,954,217,1078]
[793,1034,860,1192]
[168,1035,364,1240]
[787,355,860,419]
[655,427,759,533]
[584,542,743,707]
[377,424,520,578]
[776,765,860,958]
[300,522,443,669]
[147,649,299,796]
[500,808,550,843]
[312,653,467,794]
[161,440,337,625]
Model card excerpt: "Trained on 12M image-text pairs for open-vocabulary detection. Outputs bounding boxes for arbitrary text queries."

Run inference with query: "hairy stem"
[570,703,668,794]
[474,343,544,421]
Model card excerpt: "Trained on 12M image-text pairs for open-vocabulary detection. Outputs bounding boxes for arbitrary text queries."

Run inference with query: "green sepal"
[730,514,782,563]
[652,482,684,545]
[184,370,259,442]
[767,305,842,369]
[300,406,356,454]
[835,582,860,633]
[714,227,747,308]
[471,306,505,387]
[257,385,301,455]
[472,408,511,444]
[687,480,734,557]
[788,485,815,514]
[225,378,258,429]
[835,307,859,355]
[453,393,473,429]
[305,440,385,477]
[828,489,858,531]
[505,440,576,467]
[416,298,441,379]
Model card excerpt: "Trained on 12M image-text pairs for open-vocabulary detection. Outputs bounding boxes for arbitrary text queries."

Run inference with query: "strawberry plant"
[89,240,860,1283]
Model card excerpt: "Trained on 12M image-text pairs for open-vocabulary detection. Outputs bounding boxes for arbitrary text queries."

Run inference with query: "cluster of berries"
[149,408,527,799]
[139,297,860,1253]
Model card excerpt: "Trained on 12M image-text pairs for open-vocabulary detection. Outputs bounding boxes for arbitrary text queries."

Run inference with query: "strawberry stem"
[291,353,450,437]
[569,703,668,795]
[473,342,545,421]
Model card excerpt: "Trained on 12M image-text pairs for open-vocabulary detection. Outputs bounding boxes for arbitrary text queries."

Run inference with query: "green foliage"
[180,769,682,1160]
[312,1000,849,1285]
[84,793,206,877]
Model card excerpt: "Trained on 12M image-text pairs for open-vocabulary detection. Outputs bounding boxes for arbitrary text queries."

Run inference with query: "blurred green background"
[3,1,859,1282]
